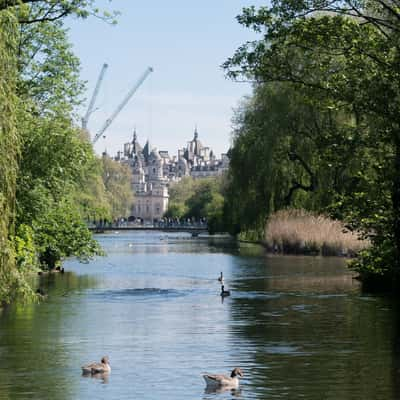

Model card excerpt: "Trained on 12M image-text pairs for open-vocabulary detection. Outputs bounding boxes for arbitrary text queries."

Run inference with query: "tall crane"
[82,63,108,130]
[92,66,153,144]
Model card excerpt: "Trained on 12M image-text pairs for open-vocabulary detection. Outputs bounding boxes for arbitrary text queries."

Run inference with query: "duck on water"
[220,285,230,297]
[82,356,111,374]
[202,368,243,389]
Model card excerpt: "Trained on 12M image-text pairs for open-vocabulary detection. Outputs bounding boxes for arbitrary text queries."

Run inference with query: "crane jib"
[91,66,153,145]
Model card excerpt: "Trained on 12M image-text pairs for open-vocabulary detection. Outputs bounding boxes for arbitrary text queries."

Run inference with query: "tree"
[224,1,400,288]
[73,155,111,222]
[165,176,226,232]
[164,176,195,219]
[0,10,32,303]
[0,1,117,24]
[17,17,84,115]
[0,0,117,303]
[101,155,134,219]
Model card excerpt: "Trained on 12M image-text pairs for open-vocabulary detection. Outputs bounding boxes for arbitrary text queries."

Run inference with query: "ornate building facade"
[116,128,229,221]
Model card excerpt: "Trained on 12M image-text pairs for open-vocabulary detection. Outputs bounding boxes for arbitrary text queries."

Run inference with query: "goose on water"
[81,356,111,374]
[202,368,243,388]
[220,285,230,297]
[218,272,224,282]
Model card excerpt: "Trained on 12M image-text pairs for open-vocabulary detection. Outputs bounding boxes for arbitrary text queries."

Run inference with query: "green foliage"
[0,10,32,303]
[185,178,220,219]
[101,155,134,218]
[14,109,106,270]
[224,82,367,238]
[205,192,225,234]
[14,224,37,271]
[73,155,111,222]
[164,176,195,218]
[17,17,84,115]
[1,1,119,24]
[0,1,118,303]
[224,0,400,288]
[165,176,226,233]
[33,199,102,269]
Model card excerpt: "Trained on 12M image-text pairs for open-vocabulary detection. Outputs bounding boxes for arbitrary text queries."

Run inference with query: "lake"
[0,231,399,399]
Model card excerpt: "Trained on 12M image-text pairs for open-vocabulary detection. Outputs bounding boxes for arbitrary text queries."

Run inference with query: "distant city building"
[112,128,229,221]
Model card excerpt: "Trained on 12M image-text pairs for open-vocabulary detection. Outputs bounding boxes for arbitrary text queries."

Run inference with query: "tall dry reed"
[264,209,369,256]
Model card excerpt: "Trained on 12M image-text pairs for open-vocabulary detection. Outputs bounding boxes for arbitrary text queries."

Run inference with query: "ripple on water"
[233,291,283,300]
[263,344,312,356]
[88,288,187,302]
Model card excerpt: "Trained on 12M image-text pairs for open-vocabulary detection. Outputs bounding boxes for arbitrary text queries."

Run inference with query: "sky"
[67,0,267,157]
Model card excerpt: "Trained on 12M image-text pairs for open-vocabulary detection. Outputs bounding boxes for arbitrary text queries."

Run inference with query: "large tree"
[0,0,115,302]
[0,10,29,303]
[224,0,400,288]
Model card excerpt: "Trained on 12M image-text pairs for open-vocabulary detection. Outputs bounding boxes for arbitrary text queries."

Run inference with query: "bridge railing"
[88,220,208,230]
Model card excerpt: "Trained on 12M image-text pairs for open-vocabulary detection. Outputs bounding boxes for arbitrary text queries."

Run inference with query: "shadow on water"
[81,372,110,384]
[227,252,399,399]
[392,299,400,399]
[203,387,242,397]
[0,271,99,400]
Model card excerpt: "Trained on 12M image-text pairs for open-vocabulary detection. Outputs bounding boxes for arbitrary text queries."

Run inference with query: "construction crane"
[82,63,108,130]
[92,66,153,144]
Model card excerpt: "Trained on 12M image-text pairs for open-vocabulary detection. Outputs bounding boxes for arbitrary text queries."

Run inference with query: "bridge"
[89,224,209,237]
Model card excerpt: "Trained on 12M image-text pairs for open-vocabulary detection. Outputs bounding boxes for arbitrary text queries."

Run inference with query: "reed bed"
[264,209,369,256]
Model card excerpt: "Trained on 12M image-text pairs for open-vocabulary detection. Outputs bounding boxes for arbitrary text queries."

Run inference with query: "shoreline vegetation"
[0,3,124,305]
[263,209,369,257]
[221,1,400,292]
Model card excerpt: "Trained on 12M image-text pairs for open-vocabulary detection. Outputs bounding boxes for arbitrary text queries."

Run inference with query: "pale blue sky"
[67,1,266,157]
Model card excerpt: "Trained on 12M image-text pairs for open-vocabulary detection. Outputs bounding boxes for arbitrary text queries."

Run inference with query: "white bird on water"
[202,367,243,389]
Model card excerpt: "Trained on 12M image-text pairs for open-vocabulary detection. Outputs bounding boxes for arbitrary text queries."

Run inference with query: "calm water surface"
[1,231,399,399]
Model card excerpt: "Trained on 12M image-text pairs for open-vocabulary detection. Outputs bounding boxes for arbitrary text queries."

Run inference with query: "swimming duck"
[202,367,243,388]
[218,272,224,282]
[81,356,111,374]
[220,285,230,297]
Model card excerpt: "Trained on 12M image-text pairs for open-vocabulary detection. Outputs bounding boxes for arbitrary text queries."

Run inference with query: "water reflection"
[0,232,398,399]
[81,372,110,384]
[203,386,242,397]
[229,254,395,399]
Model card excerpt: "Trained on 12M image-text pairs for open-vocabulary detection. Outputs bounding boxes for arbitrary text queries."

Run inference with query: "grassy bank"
[264,209,369,256]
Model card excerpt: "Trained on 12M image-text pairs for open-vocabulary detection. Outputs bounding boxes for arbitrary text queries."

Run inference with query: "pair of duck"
[82,356,243,389]
[218,272,230,297]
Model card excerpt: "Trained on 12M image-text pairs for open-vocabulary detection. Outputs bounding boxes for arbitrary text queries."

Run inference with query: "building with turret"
[116,128,229,221]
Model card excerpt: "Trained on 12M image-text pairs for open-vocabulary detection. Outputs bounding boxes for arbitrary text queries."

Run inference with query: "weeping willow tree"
[224,81,375,241]
[0,11,31,303]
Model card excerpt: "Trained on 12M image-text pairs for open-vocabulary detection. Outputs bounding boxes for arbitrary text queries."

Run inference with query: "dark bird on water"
[220,285,230,297]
